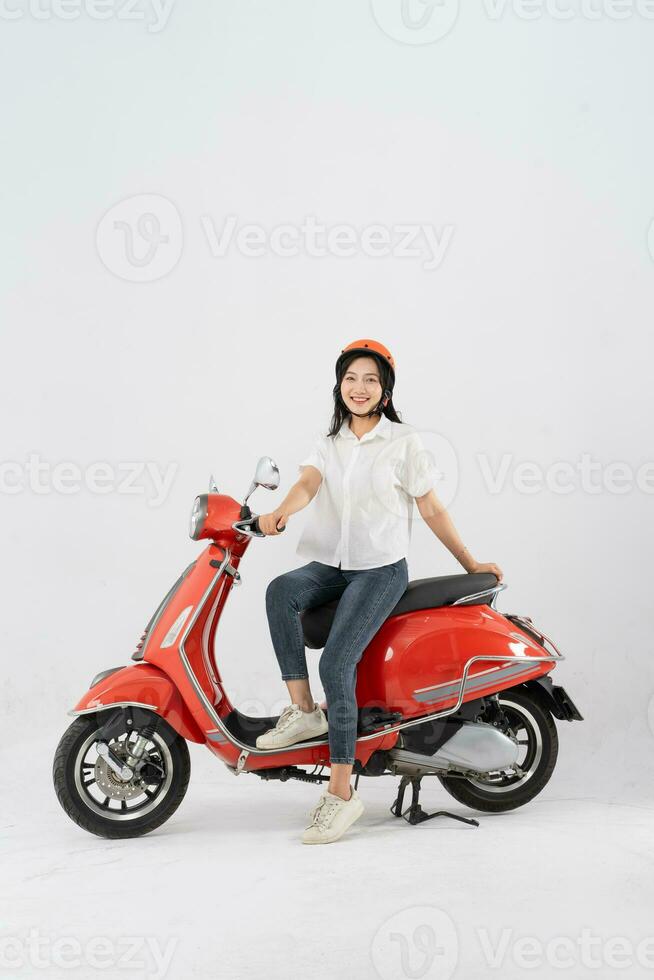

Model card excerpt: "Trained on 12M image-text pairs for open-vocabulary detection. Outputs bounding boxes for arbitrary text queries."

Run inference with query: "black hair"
[326,351,403,438]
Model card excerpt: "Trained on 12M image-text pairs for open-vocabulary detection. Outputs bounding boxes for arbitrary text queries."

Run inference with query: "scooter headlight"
[189,494,208,540]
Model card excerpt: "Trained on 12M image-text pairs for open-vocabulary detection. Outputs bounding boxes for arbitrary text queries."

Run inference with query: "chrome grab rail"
[506,613,564,660]
[452,583,507,607]
[359,648,564,742]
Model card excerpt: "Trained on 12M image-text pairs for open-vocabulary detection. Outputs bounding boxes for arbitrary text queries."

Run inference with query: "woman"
[257,339,503,844]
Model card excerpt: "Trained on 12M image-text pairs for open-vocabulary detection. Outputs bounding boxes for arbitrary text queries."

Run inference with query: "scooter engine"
[388,719,519,776]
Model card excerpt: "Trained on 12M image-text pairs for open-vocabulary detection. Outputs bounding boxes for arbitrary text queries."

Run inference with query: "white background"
[2,2,653,978]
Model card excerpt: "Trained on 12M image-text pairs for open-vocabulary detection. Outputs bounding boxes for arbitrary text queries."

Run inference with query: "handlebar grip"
[252,516,286,535]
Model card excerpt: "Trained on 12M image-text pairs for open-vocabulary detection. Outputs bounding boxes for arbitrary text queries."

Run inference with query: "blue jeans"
[265,558,409,765]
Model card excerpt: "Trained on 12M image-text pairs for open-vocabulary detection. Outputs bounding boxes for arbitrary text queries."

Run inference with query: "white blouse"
[295,414,439,570]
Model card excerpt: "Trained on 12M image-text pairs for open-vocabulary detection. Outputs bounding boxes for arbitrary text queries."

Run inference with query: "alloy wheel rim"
[467,698,544,794]
[73,727,174,821]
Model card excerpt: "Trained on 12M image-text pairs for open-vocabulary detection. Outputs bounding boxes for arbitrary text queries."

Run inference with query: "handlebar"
[252,516,286,536]
[232,515,286,538]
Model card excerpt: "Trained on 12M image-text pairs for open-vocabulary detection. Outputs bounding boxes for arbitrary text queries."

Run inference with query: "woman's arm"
[258,466,322,536]
[415,489,503,581]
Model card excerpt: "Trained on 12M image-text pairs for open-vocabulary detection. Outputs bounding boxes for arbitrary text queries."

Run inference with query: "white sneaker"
[255,702,328,750]
[301,787,365,844]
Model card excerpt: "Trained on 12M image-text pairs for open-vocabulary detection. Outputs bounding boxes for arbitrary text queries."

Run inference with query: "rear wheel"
[53,711,191,838]
[438,689,558,812]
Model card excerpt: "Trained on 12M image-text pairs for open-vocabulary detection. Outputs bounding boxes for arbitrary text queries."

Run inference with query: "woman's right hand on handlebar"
[258,509,289,536]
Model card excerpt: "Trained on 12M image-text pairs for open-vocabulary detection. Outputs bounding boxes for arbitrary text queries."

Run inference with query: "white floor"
[3,733,654,980]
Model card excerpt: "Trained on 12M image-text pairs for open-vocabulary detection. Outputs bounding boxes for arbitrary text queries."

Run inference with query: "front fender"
[68,663,205,744]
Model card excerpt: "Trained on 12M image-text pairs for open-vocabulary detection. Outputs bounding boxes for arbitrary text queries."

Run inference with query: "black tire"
[438,688,558,813]
[53,711,191,839]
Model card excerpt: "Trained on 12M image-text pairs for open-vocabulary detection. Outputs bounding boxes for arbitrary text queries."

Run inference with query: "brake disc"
[94,740,145,801]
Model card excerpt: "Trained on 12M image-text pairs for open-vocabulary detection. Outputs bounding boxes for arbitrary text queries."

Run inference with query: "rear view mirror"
[244,456,280,504]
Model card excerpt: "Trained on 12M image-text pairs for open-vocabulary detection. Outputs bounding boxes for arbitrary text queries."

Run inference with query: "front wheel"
[53,710,191,838]
[438,688,558,813]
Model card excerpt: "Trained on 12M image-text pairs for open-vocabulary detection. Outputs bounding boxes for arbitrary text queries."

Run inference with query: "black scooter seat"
[301,572,498,650]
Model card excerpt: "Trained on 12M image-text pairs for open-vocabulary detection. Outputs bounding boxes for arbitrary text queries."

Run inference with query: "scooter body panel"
[356,603,555,719]
[71,663,206,743]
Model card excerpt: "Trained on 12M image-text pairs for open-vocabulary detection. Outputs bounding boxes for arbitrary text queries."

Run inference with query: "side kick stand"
[390,776,479,828]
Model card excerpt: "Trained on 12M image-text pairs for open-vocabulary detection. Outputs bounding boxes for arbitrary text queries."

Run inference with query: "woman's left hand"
[470,561,503,582]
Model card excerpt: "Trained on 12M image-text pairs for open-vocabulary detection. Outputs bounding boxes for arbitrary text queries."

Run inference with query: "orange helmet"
[334,339,396,417]
[335,338,396,388]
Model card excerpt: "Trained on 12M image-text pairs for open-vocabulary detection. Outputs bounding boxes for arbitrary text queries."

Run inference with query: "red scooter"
[53,457,583,838]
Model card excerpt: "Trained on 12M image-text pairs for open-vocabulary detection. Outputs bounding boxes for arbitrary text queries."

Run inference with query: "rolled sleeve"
[400,432,439,498]
[298,436,327,478]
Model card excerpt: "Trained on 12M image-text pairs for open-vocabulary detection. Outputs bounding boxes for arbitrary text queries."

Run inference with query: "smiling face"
[340,355,383,414]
